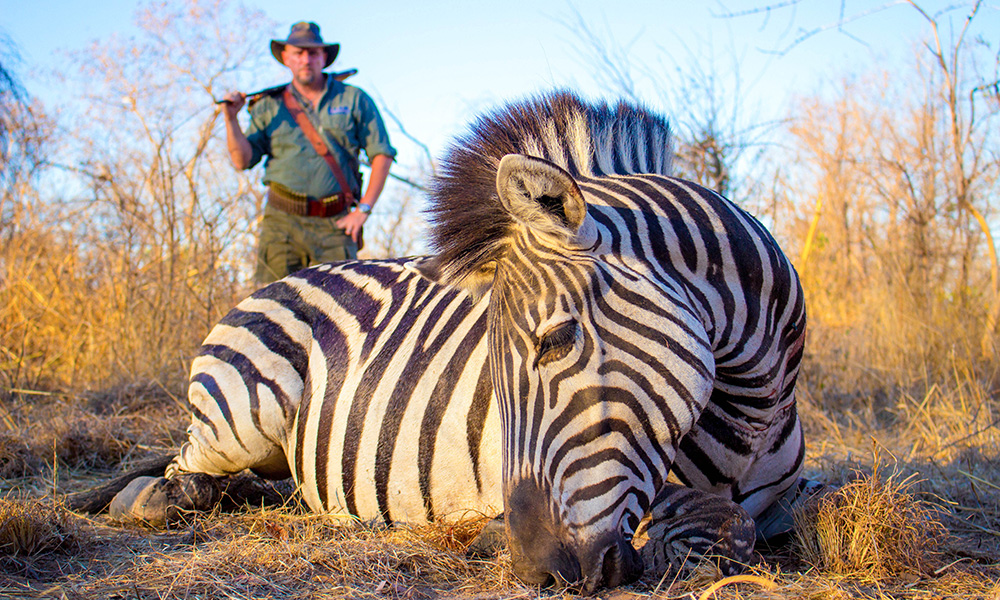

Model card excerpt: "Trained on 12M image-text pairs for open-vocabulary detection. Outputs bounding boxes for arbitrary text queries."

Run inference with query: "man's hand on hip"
[337,207,369,243]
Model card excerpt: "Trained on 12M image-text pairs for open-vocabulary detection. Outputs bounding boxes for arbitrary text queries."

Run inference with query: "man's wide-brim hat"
[271,21,339,68]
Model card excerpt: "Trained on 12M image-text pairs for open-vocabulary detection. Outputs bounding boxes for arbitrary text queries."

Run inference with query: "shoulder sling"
[281,86,356,206]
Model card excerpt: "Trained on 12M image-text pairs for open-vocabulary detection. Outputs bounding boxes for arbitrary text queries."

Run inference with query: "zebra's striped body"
[179,258,501,524]
[164,92,808,591]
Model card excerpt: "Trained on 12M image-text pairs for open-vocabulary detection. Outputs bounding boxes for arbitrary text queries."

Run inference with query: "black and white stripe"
[174,258,500,524]
[168,91,809,591]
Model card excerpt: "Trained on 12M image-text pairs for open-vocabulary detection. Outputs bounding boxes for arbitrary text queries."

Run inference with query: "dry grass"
[1,504,527,600]
[0,497,80,558]
[0,466,995,599]
[2,325,999,600]
[793,463,946,582]
[0,227,244,395]
[0,391,186,487]
[0,431,39,479]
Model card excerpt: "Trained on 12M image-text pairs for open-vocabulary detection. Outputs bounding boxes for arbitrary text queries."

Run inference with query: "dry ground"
[1,376,999,600]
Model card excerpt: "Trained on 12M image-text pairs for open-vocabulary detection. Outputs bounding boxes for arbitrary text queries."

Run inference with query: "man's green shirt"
[244,76,397,199]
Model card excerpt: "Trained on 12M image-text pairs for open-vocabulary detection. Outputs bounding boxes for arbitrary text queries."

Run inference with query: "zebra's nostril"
[506,479,585,588]
[599,544,623,589]
[547,547,584,589]
[603,536,643,588]
[580,532,644,593]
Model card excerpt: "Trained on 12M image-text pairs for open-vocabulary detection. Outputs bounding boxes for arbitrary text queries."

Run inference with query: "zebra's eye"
[536,320,577,368]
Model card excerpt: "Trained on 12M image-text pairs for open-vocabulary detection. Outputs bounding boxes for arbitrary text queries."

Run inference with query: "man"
[221,21,396,284]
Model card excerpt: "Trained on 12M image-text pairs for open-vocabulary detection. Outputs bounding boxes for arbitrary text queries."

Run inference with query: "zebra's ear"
[496,154,588,237]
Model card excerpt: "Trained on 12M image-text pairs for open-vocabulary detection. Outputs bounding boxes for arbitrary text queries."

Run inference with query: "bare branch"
[378,101,435,178]
[560,6,643,103]
[720,1,910,55]
[711,0,803,19]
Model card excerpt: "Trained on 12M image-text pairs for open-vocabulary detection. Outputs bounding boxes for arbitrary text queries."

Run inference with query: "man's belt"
[267,185,348,218]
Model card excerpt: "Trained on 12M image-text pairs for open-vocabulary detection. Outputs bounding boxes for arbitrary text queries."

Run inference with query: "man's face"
[282,45,326,87]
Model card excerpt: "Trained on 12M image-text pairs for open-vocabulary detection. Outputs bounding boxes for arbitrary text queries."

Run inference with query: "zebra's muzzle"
[505,478,643,592]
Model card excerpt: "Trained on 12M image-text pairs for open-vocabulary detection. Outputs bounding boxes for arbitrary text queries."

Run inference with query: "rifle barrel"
[214,69,358,105]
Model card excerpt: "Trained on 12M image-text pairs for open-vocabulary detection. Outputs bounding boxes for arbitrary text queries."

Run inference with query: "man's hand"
[337,206,369,244]
[221,91,246,120]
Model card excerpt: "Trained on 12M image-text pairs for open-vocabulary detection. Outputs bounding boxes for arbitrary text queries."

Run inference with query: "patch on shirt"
[328,106,350,115]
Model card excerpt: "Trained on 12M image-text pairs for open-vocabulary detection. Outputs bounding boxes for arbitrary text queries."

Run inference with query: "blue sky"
[3,0,998,181]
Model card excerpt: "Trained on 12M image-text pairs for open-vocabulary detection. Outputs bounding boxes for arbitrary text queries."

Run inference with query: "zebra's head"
[420,99,714,590]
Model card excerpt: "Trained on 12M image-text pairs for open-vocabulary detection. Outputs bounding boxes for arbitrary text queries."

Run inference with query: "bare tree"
[910,0,1000,355]
[562,9,779,209]
[2,0,277,390]
[356,102,434,259]
[0,33,49,242]
[732,0,999,357]
[0,33,26,172]
[359,179,428,259]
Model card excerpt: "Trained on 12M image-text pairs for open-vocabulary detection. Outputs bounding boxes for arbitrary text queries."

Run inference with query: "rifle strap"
[281,86,356,205]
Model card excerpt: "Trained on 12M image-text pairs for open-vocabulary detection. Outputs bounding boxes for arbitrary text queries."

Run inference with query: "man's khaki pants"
[255,203,358,285]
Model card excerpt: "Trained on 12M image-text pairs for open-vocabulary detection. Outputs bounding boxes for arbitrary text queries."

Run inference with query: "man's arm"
[337,153,393,244]
[359,153,393,210]
[221,91,253,170]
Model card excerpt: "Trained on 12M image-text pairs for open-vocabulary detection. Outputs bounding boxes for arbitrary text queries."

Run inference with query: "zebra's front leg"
[638,483,756,579]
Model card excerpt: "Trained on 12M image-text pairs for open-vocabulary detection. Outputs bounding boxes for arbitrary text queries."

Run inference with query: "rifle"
[215,69,358,107]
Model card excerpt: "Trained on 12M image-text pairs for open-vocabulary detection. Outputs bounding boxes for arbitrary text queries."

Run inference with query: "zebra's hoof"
[638,484,757,580]
[466,516,507,558]
[640,508,756,579]
[109,474,221,527]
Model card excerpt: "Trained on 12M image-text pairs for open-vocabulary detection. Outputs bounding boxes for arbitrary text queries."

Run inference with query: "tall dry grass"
[0,224,245,395]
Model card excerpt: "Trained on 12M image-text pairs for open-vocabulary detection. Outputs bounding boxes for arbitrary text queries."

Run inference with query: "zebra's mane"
[425,91,673,283]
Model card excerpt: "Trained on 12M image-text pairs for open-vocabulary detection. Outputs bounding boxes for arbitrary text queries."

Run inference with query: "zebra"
[107,91,819,592]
